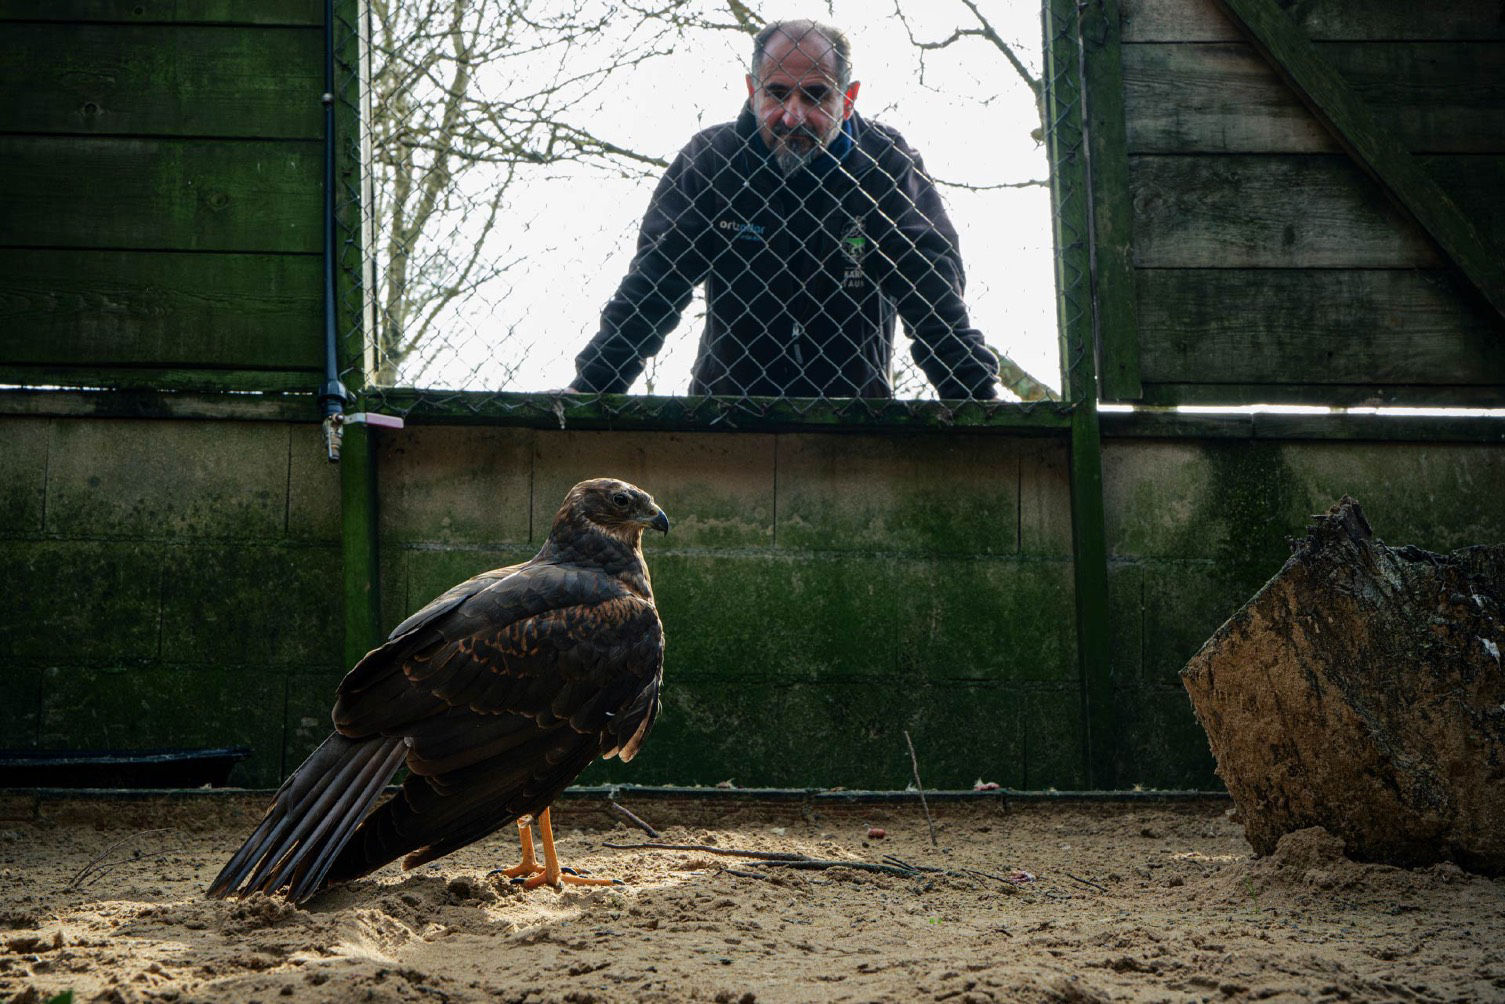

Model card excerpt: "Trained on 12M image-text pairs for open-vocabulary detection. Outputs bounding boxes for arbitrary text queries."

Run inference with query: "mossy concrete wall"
[0,416,342,787]
[4,415,1500,791]
[374,427,1084,793]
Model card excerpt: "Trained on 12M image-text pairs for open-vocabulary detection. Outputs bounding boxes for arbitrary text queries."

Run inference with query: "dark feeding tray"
[0,747,251,789]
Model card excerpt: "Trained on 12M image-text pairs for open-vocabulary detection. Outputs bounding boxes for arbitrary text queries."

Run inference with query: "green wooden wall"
[1112,0,1505,405]
[0,1,327,392]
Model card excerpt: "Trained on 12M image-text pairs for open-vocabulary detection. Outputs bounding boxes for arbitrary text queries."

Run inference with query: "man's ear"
[841,81,861,120]
[746,73,756,100]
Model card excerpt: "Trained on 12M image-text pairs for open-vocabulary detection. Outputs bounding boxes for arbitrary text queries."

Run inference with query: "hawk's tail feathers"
[206,733,407,903]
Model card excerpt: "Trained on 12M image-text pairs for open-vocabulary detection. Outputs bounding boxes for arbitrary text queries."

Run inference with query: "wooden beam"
[1134,269,1505,388]
[1212,0,1505,323]
[1069,399,1116,789]
[362,389,1074,434]
[339,422,383,664]
[1080,0,1142,402]
[328,0,383,664]
[0,365,318,393]
[1044,0,1118,788]
[1130,154,1505,269]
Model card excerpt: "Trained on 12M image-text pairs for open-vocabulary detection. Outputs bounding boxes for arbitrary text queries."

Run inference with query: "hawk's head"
[560,478,670,545]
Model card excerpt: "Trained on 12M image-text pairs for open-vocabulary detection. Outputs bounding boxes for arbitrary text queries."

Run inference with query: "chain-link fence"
[335,0,1090,424]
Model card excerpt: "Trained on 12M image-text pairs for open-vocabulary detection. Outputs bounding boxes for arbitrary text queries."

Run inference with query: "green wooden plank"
[1069,400,1115,789]
[332,0,371,391]
[1135,268,1505,386]
[0,250,322,369]
[1244,415,1505,444]
[0,0,320,25]
[1214,0,1505,322]
[1125,42,1332,153]
[0,365,319,392]
[1081,0,1142,402]
[362,389,1074,433]
[0,136,322,253]
[1124,42,1505,155]
[1134,381,1505,409]
[1121,0,1505,43]
[340,422,383,666]
[1,23,323,138]
[0,389,315,421]
[1042,0,1094,404]
[1043,0,1117,787]
[1131,154,1505,268]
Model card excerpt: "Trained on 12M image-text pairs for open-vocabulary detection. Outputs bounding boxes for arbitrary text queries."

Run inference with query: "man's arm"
[865,141,1000,400]
[572,147,713,394]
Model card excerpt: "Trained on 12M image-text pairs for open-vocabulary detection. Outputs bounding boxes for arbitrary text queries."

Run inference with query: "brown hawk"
[208,478,667,901]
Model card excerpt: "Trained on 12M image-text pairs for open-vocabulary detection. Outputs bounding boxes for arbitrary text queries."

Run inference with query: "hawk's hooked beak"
[648,509,670,535]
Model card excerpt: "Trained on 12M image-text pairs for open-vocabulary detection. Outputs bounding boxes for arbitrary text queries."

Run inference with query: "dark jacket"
[573,106,999,399]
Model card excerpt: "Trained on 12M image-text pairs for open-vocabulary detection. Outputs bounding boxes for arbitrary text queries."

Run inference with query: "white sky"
[393,1,1058,399]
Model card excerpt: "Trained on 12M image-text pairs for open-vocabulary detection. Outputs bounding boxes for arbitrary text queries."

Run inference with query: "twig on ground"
[903,729,938,848]
[754,859,924,878]
[605,840,1023,887]
[882,855,1024,890]
[68,828,174,890]
[601,841,808,861]
[719,867,771,881]
[606,799,660,838]
[1065,871,1107,893]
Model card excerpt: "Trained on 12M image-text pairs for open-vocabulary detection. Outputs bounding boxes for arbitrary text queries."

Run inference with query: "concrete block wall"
[0,416,343,787]
[370,426,1084,792]
[6,414,1496,792]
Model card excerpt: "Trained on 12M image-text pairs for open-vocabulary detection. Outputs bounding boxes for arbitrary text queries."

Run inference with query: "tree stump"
[1180,496,1505,874]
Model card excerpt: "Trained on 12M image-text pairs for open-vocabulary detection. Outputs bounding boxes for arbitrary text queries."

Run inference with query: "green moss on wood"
[1113,686,1220,790]
[582,680,1026,790]
[1024,687,1088,790]
[777,433,1022,554]
[0,540,163,661]
[530,429,777,551]
[895,558,1076,684]
[651,553,899,685]
[376,426,534,547]
[45,420,290,539]
[39,664,287,787]
[0,417,48,534]
[159,544,342,665]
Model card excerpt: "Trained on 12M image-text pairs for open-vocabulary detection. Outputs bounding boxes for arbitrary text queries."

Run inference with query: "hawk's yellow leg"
[520,807,620,889]
[495,818,542,879]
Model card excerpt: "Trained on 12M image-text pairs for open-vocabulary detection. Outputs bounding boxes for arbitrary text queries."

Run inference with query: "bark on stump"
[1180,496,1505,874]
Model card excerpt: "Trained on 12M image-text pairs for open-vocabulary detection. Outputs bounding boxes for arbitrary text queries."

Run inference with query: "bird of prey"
[208,477,668,902]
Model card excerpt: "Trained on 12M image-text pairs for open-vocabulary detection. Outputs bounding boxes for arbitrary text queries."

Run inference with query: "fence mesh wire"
[334,1,1091,424]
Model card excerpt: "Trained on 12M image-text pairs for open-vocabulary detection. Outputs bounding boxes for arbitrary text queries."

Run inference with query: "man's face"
[746,31,860,175]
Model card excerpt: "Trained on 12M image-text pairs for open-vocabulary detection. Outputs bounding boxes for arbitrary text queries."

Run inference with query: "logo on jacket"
[839,219,868,263]
[718,219,766,242]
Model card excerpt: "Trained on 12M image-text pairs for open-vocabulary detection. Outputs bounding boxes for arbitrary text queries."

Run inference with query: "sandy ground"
[1,793,1502,1003]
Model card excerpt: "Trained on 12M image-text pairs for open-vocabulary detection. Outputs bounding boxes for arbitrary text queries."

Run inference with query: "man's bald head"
[751,19,852,90]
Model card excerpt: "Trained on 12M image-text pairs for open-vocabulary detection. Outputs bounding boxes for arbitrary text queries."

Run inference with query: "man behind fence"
[569,19,1002,400]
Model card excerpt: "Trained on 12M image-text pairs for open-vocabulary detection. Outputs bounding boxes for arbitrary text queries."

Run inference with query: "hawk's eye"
[611,492,630,508]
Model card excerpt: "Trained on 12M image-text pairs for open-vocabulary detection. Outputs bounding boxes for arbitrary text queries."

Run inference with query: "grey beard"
[770,126,831,176]
[773,144,822,176]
